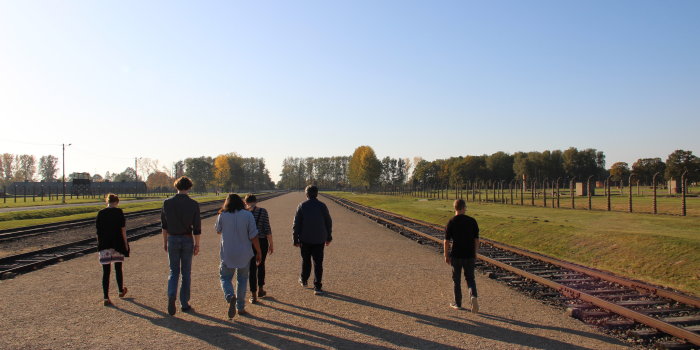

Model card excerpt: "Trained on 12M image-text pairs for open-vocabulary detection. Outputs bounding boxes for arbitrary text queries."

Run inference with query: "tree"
[173,160,185,178]
[665,150,700,182]
[513,152,542,181]
[349,145,381,190]
[486,152,514,181]
[39,155,59,182]
[15,154,36,181]
[609,162,630,186]
[1,153,14,181]
[451,156,487,184]
[91,174,104,182]
[562,147,605,180]
[632,158,666,185]
[184,157,214,192]
[213,154,233,190]
[146,171,172,190]
[113,167,138,182]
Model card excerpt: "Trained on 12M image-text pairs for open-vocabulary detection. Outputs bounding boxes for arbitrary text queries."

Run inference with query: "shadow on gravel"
[118,299,317,349]
[319,292,624,350]
[257,298,461,350]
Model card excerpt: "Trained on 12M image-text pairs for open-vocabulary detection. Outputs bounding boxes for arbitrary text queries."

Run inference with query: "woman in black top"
[96,193,129,306]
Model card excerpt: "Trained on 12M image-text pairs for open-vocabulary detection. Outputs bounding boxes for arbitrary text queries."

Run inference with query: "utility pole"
[62,143,72,204]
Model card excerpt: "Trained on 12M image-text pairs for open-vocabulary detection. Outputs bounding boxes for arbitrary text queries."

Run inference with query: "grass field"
[0,194,227,230]
[329,192,700,297]
[392,188,699,216]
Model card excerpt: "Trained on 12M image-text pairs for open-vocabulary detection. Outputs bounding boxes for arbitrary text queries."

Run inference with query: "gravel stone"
[0,193,628,349]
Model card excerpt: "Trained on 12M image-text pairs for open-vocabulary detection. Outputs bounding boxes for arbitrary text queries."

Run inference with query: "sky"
[1,0,698,182]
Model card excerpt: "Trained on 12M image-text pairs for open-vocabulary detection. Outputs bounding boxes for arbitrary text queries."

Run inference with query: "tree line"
[278,146,700,191]
[0,152,275,194]
[0,153,59,186]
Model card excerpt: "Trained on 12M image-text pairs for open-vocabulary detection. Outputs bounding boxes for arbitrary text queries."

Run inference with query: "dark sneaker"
[449,303,462,310]
[313,288,325,296]
[249,294,258,304]
[103,299,113,307]
[182,305,194,313]
[227,296,237,319]
[168,296,176,316]
[257,288,267,298]
[237,309,248,316]
[118,287,128,298]
[299,278,308,288]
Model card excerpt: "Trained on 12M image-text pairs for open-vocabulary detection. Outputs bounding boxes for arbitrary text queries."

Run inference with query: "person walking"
[216,193,261,319]
[293,185,332,295]
[161,176,201,315]
[96,193,129,306]
[443,199,480,313]
[245,194,273,304]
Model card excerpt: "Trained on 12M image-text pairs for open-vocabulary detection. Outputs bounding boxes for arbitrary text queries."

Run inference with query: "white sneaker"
[470,297,479,314]
[449,303,462,310]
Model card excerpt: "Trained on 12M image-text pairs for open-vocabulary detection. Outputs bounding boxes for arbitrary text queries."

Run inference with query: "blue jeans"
[220,262,249,311]
[167,235,194,307]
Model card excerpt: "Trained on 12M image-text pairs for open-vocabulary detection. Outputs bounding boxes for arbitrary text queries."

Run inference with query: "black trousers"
[451,257,477,306]
[102,263,124,299]
[249,237,269,292]
[300,243,325,289]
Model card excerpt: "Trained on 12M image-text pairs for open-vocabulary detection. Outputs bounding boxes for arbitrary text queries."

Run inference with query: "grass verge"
[328,192,700,297]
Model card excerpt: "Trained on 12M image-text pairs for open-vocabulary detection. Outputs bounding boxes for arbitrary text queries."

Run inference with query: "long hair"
[219,193,245,213]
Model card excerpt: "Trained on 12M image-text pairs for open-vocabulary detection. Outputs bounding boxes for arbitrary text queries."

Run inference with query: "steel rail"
[327,195,700,309]
[0,192,286,279]
[0,192,279,241]
[324,194,700,346]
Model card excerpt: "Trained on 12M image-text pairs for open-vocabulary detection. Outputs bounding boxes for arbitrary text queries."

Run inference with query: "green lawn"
[390,188,699,216]
[0,194,227,230]
[328,192,700,297]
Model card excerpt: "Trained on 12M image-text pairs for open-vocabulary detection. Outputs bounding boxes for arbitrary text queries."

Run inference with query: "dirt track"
[0,192,628,349]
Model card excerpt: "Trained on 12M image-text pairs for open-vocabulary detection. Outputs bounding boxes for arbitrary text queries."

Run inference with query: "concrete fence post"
[652,172,659,214]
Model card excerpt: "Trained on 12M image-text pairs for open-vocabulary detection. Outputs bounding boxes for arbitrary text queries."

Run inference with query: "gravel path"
[0,192,628,349]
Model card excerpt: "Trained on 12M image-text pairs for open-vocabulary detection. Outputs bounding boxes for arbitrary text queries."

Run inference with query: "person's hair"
[106,193,119,203]
[305,185,318,198]
[454,199,466,211]
[174,176,193,191]
[220,193,246,213]
[244,194,257,203]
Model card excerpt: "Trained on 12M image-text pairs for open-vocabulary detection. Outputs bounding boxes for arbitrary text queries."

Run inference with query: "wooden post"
[587,175,594,210]
[628,174,635,213]
[606,175,612,211]
[681,170,688,216]
[543,179,547,207]
[652,172,659,214]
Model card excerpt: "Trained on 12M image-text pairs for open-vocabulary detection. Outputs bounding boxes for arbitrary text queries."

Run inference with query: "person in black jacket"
[96,193,129,306]
[293,185,332,295]
[443,199,480,313]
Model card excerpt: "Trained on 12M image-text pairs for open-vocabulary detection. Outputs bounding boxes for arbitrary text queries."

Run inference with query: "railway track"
[0,191,286,280]
[0,192,277,241]
[323,194,700,349]
[0,208,164,241]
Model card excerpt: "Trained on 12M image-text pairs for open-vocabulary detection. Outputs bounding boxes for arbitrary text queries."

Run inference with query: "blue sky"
[1,0,698,181]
